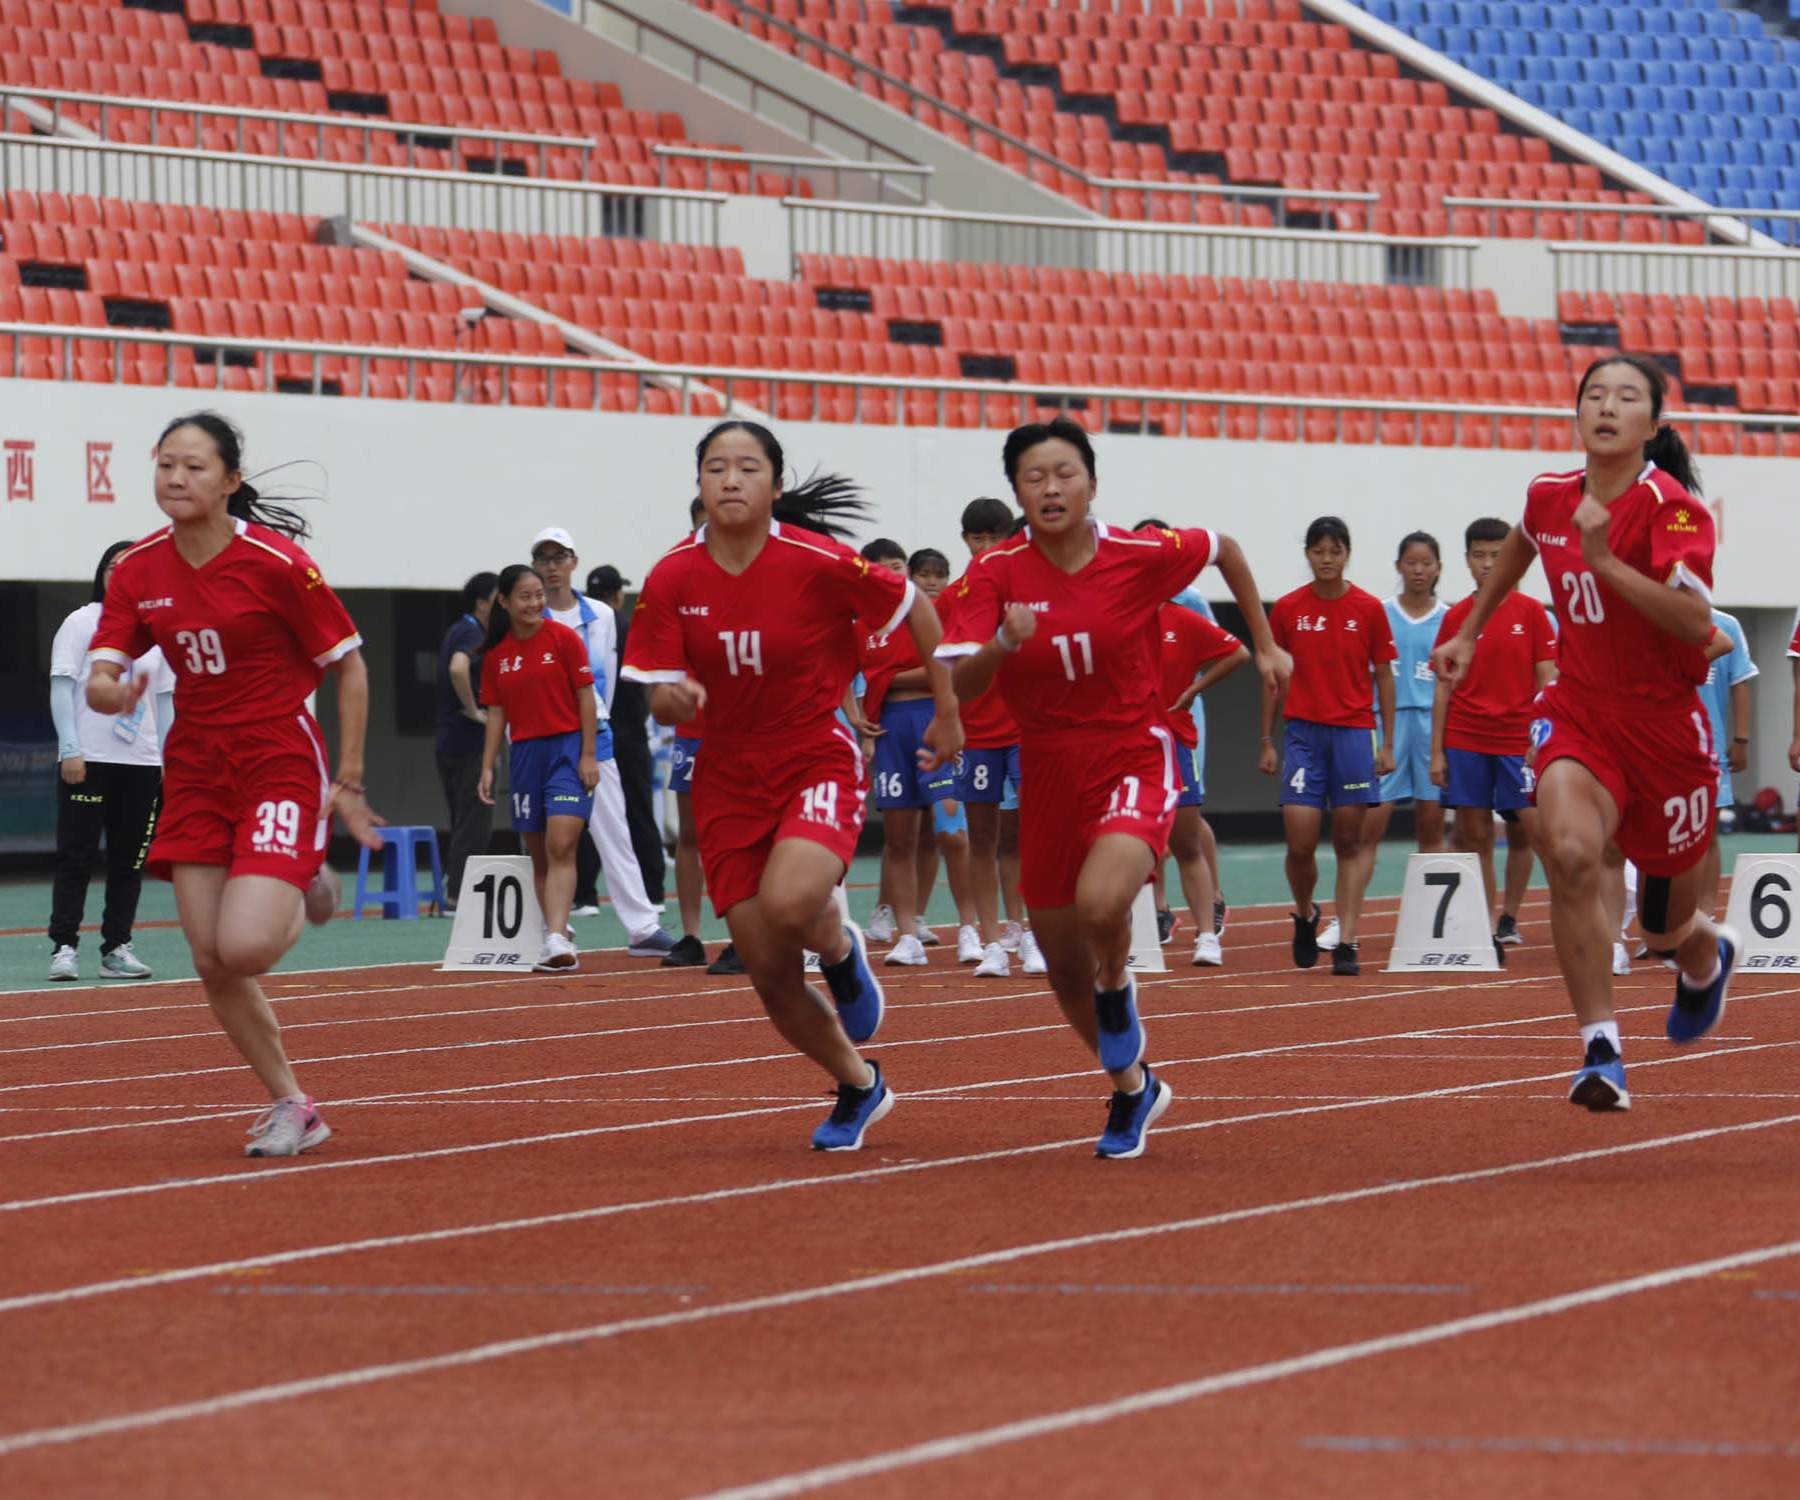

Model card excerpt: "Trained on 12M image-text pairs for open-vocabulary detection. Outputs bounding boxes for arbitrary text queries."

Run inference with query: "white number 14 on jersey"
[719,630,764,676]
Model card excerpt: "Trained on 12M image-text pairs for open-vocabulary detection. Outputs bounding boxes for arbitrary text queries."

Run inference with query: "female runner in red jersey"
[622,421,962,1152]
[87,413,382,1158]
[1433,356,1736,1112]
[941,418,1288,1159]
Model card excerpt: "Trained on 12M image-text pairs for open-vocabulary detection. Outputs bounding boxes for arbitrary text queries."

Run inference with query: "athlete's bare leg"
[1502,808,1539,924]
[1196,812,1223,910]
[965,802,1003,944]
[998,807,1024,924]
[882,806,923,938]
[1698,831,1724,919]
[1168,807,1214,938]
[1536,759,1622,1026]
[1332,804,1374,944]
[1283,804,1324,920]
[1357,800,1395,896]
[914,820,938,918]
[726,838,873,1088]
[1028,832,1155,1094]
[174,865,305,1099]
[937,817,980,929]
[523,816,580,938]
[673,791,703,939]
[1454,805,1499,924]
[1415,800,1447,852]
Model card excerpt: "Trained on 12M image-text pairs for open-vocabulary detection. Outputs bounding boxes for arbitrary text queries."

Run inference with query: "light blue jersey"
[1701,608,1756,807]
[1378,597,1446,715]
[1170,588,1219,781]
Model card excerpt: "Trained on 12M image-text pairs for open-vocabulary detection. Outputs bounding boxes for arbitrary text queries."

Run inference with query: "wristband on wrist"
[1733,736,1749,743]
[994,626,1020,653]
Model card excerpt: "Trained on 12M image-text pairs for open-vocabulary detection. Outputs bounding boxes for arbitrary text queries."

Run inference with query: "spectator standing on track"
[624,420,960,1152]
[1262,517,1398,977]
[476,563,599,973]
[529,527,675,958]
[434,571,498,912]
[1434,355,1737,1113]
[1429,517,1558,954]
[585,562,668,912]
[941,418,1287,1159]
[1790,609,1800,847]
[1694,607,1755,918]
[46,540,176,982]
[87,411,382,1158]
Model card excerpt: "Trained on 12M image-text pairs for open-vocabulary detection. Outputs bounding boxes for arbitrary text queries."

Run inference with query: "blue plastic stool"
[353,826,446,920]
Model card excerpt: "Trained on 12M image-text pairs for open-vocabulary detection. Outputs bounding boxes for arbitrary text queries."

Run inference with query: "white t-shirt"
[49,602,175,766]
[546,597,618,715]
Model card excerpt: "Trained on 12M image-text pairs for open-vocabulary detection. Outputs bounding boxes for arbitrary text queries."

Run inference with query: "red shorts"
[692,723,867,917]
[150,712,332,890]
[1533,684,1716,878]
[1018,723,1180,909]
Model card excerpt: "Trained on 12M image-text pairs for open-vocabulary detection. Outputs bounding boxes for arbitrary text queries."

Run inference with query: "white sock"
[1579,1020,1621,1054]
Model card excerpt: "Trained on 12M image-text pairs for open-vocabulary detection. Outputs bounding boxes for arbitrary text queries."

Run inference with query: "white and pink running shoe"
[245,1096,331,1158]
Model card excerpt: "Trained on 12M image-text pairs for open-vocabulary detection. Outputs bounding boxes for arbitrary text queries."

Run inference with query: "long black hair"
[694,420,869,540]
[483,563,544,652]
[91,539,134,603]
[157,411,316,540]
[1576,354,1702,497]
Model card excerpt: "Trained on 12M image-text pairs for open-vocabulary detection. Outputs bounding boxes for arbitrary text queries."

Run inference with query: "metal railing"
[5,322,1793,452]
[784,198,1476,286]
[654,0,1380,231]
[575,0,930,205]
[1548,240,1800,306]
[0,84,600,177]
[1444,196,1800,250]
[651,142,930,200]
[0,132,726,244]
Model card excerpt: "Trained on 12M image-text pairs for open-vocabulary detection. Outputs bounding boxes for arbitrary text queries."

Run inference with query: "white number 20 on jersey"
[175,627,227,676]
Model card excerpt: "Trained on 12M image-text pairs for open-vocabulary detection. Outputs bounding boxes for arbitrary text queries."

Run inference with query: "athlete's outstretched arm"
[85,659,144,717]
[1432,527,1535,686]
[323,649,383,849]
[951,604,1035,702]
[1572,499,1712,646]
[1373,667,1397,777]
[901,588,963,769]
[1211,534,1291,699]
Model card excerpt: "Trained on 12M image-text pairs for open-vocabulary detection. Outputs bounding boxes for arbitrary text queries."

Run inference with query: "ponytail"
[483,563,543,653]
[1644,423,1703,498]
[773,470,868,540]
[225,478,312,542]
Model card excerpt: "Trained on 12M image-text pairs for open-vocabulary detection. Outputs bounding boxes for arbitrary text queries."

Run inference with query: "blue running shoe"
[1568,1034,1630,1112]
[1094,976,1146,1074]
[821,922,885,1044]
[1667,925,1739,1046]
[1095,1066,1173,1159]
[811,1062,894,1152]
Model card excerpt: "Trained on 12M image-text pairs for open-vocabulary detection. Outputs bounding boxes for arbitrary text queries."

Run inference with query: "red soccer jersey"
[1436,590,1557,755]
[622,520,912,745]
[479,619,594,742]
[88,520,361,727]
[1786,607,1799,661]
[939,567,1020,749]
[939,522,1218,740]
[855,596,924,725]
[1269,582,1397,729]
[1156,602,1241,749]
[1522,464,1714,709]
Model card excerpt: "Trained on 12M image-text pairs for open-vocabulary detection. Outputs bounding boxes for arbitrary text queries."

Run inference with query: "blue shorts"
[960,743,1022,807]
[873,697,958,809]
[1443,747,1532,813]
[1175,741,1204,808]
[932,797,968,836]
[509,731,592,832]
[1378,708,1440,804]
[670,735,700,796]
[1280,720,1379,810]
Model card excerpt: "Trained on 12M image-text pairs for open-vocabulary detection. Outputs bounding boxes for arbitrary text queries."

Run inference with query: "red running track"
[1,892,1797,1498]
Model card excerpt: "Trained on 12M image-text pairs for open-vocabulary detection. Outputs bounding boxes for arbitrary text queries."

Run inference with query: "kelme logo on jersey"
[137,597,173,610]
[1668,508,1700,533]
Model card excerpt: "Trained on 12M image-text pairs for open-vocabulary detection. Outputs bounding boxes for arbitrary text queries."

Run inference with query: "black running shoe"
[1495,913,1522,946]
[661,934,706,968]
[1331,941,1360,977]
[1156,907,1174,945]
[1292,905,1321,969]
[707,943,746,975]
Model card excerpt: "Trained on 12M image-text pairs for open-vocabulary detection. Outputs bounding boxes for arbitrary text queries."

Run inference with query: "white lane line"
[0,1112,1792,1459]
[4,1048,1795,1311]
[695,1235,1800,1500]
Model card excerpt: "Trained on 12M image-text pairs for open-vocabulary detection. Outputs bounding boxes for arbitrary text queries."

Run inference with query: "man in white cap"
[530,527,675,956]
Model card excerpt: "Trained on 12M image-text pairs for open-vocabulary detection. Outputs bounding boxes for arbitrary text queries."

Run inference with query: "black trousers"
[48,761,162,952]
[436,749,494,908]
[574,734,665,908]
